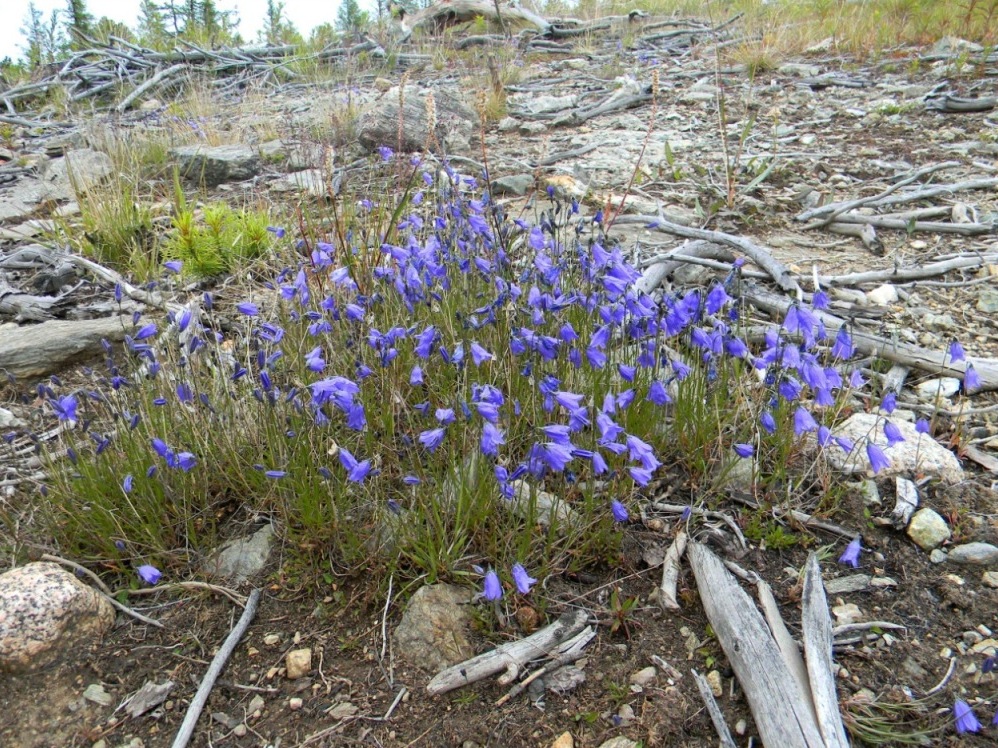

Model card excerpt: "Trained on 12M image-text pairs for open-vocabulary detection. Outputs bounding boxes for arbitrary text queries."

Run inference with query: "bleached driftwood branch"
[427,608,589,695]
[801,554,851,748]
[688,542,826,747]
[657,529,687,610]
[691,669,738,748]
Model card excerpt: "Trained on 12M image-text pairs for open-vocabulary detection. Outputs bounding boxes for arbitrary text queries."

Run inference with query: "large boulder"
[824,412,964,484]
[170,144,260,186]
[0,562,115,674]
[41,148,113,201]
[357,85,479,155]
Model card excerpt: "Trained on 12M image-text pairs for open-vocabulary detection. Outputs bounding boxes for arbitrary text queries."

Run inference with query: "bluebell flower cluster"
[36,153,986,592]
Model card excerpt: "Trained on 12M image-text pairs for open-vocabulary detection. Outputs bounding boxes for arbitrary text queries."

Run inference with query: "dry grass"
[553,0,998,56]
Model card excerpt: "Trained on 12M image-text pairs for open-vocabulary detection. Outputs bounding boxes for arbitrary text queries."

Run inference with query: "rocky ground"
[1,17,998,748]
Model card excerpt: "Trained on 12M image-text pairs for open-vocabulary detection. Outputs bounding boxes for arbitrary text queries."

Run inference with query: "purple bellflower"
[511,564,537,594]
[953,700,980,734]
[839,537,862,568]
[137,564,161,585]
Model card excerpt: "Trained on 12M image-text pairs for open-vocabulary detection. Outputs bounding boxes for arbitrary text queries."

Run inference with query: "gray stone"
[866,284,898,305]
[977,287,998,314]
[824,412,964,484]
[0,316,134,380]
[170,144,260,186]
[982,571,998,588]
[394,583,473,672]
[497,116,519,132]
[83,683,113,707]
[42,149,112,199]
[491,174,533,197]
[915,377,961,401]
[270,169,331,197]
[358,85,479,156]
[0,407,23,428]
[946,543,998,566]
[0,562,114,674]
[825,574,871,594]
[203,524,274,583]
[546,665,586,694]
[930,549,948,564]
[629,666,657,686]
[907,509,951,551]
[923,313,957,331]
[519,121,548,135]
[509,93,578,114]
[854,479,881,507]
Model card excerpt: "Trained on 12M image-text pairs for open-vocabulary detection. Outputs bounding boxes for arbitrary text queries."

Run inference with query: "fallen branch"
[616,214,800,293]
[170,588,261,748]
[427,608,589,695]
[495,625,595,705]
[801,554,851,748]
[688,542,825,747]
[744,283,998,393]
[657,529,687,610]
[691,669,738,748]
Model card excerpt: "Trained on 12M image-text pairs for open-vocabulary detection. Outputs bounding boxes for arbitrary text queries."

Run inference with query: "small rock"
[373,77,393,92]
[629,666,657,687]
[915,378,961,401]
[232,724,247,737]
[497,117,519,132]
[394,583,473,672]
[248,695,265,716]
[735,718,747,735]
[327,701,357,719]
[866,284,898,306]
[946,543,998,566]
[853,479,880,507]
[491,174,533,197]
[930,549,948,564]
[706,669,723,697]
[982,571,998,588]
[825,575,871,594]
[203,524,274,583]
[907,509,951,551]
[832,603,864,626]
[138,99,161,111]
[545,665,586,694]
[83,683,113,707]
[0,562,115,673]
[597,739,640,748]
[519,121,548,135]
[963,631,983,645]
[285,648,312,680]
[550,732,574,748]
[289,697,303,711]
[977,287,998,313]
[971,638,998,655]
[616,702,635,724]
[923,313,957,331]
[0,407,24,429]
[902,656,928,679]
[870,576,898,588]
[264,634,281,646]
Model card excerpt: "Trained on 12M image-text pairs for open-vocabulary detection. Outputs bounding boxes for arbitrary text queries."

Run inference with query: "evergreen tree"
[20,2,46,68]
[263,0,297,45]
[336,0,369,34]
[64,0,95,47]
[137,0,170,48]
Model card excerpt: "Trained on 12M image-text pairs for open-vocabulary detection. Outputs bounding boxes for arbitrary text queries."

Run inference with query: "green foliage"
[64,0,95,49]
[163,183,275,277]
[71,177,157,272]
[137,0,171,49]
[336,0,370,33]
[20,2,64,69]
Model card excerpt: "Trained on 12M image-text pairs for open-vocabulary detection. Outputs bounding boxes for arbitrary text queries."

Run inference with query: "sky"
[1,0,365,63]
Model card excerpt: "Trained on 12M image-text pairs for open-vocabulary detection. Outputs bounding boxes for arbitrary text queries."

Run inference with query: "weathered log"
[0,316,134,380]
[744,283,998,393]
[426,608,588,695]
[688,542,826,747]
[691,669,738,748]
[801,554,851,748]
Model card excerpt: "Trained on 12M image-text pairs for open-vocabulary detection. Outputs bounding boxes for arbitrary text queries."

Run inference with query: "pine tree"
[20,2,46,68]
[336,0,369,34]
[64,0,94,47]
[137,0,170,48]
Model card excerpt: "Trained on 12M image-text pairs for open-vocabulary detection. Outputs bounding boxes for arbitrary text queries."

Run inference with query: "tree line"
[5,0,428,75]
